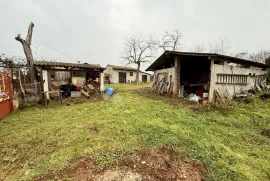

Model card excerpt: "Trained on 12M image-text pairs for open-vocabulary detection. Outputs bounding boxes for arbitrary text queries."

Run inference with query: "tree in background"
[155,29,183,51]
[121,34,155,83]
[15,22,36,83]
[193,44,206,53]
[209,37,231,55]
[249,50,270,64]
[265,55,270,82]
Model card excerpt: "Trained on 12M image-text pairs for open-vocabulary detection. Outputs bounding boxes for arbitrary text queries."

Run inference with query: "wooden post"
[7,74,14,112]
[34,80,38,101]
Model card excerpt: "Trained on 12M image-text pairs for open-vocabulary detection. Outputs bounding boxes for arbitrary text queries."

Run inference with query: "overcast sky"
[0,0,269,70]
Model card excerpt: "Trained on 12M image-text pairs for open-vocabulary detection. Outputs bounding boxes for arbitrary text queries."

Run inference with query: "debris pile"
[150,73,173,95]
[59,81,100,99]
[0,91,9,102]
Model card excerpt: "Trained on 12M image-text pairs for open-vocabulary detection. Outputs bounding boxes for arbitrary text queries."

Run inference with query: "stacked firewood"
[215,88,232,104]
[150,73,173,95]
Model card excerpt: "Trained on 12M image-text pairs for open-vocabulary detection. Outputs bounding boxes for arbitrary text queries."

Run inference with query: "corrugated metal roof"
[34,61,104,69]
[146,51,269,71]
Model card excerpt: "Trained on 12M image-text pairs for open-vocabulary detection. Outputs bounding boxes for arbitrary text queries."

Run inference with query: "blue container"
[106,87,114,96]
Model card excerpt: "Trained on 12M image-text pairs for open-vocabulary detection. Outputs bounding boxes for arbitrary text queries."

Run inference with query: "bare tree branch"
[209,37,231,55]
[154,29,183,52]
[121,34,155,83]
[25,22,35,45]
[15,34,24,44]
[193,44,206,53]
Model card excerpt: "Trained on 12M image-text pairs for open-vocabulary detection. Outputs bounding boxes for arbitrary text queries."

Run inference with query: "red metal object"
[0,72,13,119]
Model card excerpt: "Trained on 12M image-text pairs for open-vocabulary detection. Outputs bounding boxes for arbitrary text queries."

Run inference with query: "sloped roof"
[146,51,269,71]
[34,61,104,70]
[107,64,137,71]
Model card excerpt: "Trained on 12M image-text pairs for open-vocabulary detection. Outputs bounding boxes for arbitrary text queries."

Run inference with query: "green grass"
[0,84,270,180]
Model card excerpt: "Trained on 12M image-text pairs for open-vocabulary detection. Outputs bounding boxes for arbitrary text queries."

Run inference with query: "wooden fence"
[0,72,13,119]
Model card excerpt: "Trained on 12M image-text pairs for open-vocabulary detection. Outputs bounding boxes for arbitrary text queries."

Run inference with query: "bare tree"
[209,37,231,55]
[155,29,183,51]
[122,34,155,83]
[15,22,36,83]
[249,50,270,63]
[234,52,250,59]
[193,44,206,53]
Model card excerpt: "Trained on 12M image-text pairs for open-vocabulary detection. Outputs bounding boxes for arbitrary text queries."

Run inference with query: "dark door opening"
[119,72,126,83]
[142,75,147,82]
[180,56,211,97]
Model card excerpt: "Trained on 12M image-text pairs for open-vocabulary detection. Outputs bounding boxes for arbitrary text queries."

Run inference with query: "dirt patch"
[118,147,204,181]
[35,147,205,181]
[261,128,270,138]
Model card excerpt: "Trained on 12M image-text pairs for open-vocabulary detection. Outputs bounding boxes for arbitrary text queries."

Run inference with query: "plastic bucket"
[106,87,114,96]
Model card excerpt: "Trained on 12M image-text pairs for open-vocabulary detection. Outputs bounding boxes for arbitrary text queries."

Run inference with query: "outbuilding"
[146,51,269,102]
[104,64,151,83]
[34,61,105,98]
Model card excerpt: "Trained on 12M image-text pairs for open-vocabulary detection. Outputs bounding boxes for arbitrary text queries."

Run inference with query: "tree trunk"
[22,42,36,82]
[15,22,36,83]
[135,62,140,84]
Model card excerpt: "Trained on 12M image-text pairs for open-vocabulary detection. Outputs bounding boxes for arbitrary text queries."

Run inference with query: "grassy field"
[0,83,270,180]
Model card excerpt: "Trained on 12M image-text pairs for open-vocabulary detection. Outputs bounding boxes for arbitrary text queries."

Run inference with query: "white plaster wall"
[42,70,49,99]
[139,72,151,82]
[104,66,151,83]
[212,63,266,97]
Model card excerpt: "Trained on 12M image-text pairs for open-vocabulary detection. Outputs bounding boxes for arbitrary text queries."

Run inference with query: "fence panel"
[0,72,13,119]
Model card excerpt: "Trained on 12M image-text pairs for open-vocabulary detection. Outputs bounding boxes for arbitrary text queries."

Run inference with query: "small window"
[130,72,133,76]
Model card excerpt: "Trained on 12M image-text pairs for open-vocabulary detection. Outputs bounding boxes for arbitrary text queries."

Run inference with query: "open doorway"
[180,56,211,97]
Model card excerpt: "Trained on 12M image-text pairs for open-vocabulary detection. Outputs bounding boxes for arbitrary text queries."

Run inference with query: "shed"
[34,61,105,98]
[146,51,269,102]
[104,64,151,83]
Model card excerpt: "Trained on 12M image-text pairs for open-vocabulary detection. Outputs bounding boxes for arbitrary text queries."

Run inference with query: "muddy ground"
[35,147,205,181]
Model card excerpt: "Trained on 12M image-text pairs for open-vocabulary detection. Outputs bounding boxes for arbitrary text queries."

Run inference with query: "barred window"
[216,74,248,85]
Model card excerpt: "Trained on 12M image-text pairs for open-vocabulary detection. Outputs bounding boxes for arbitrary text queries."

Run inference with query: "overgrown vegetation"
[0,84,270,181]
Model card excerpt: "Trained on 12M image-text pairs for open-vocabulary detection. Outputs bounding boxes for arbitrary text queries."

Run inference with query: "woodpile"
[150,73,173,95]
[215,88,232,104]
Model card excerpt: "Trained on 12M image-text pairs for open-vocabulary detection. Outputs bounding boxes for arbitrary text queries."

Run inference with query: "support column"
[209,59,215,102]
[173,56,180,95]
[100,72,105,91]
[42,70,49,99]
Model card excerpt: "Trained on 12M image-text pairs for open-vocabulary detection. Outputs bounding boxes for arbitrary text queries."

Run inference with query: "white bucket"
[203,92,209,98]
